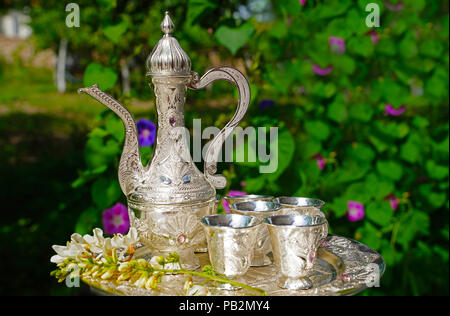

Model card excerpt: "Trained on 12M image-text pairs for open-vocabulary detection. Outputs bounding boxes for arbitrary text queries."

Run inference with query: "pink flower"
[299,0,306,6]
[102,203,130,235]
[367,29,380,44]
[386,1,403,11]
[329,37,346,55]
[347,201,365,222]
[384,103,406,116]
[223,190,247,213]
[313,64,333,76]
[313,153,327,170]
[385,194,400,210]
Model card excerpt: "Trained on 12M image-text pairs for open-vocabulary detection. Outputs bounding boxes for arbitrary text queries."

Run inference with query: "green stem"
[153,268,266,296]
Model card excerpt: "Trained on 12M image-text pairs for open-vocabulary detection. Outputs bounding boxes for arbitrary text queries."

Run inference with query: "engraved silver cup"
[201,214,261,290]
[230,201,282,266]
[224,195,274,210]
[275,196,326,218]
[264,214,328,290]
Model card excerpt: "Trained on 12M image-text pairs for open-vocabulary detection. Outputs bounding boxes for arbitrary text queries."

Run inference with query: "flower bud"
[118,262,131,272]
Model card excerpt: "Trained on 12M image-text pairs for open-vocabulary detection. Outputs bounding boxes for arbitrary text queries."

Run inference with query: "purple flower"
[313,64,333,76]
[347,201,365,222]
[223,190,247,213]
[259,99,275,110]
[102,203,130,235]
[313,153,327,170]
[384,104,406,116]
[367,29,380,44]
[386,1,403,11]
[137,118,156,147]
[385,194,400,210]
[299,0,306,6]
[329,37,346,55]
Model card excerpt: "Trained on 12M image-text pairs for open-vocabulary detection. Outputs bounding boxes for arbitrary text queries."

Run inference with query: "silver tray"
[86,235,385,296]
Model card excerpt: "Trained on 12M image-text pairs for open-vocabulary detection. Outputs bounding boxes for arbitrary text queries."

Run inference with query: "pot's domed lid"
[146,12,191,76]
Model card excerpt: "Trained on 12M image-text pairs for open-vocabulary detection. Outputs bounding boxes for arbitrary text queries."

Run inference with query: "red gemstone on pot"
[177,234,186,244]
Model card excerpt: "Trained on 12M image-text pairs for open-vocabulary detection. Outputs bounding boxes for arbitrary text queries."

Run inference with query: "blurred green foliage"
[2,0,448,295]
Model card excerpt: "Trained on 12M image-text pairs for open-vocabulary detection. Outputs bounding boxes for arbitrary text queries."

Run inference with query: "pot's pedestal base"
[277,275,313,290]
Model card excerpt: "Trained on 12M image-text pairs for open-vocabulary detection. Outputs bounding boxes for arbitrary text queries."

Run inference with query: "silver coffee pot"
[78,12,250,269]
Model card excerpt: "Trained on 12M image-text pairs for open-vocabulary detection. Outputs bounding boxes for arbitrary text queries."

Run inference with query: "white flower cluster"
[50,227,139,263]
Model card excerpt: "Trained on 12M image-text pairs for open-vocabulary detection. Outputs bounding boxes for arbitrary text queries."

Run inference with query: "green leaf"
[75,207,102,236]
[105,116,124,143]
[356,222,382,250]
[327,100,348,123]
[412,116,429,128]
[329,163,370,185]
[369,135,389,153]
[364,173,395,198]
[186,0,217,25]
[400,135,421,164]
[418,184,447,209]
[91,178,122,210]
[344,182,372,203]
[243,176,267,193]
[381,240,403,266]
[376,160,403,181]
[304,120,330,141]
[314,0,352,20]
[425,160,449,180]
[215,23,254,55]
[366,201,393,226]
[140,146,153,167]
[298,139,322,158]
[84,137,121,169]
[83,63,118,91]
[347,143,375,163]
[398,32,418,59]
[425,68,449,98]
[103,20,128,44]
[96,0,116,10]
[71,165,108,188]
[329,196,349,218]
[396,210,430,249]
[332,55,356,75]
[265,128,295,181]
[419,40,443,59]
[349,103,374,122]
[376,38,397,56]
[347,36,374,57]
[375,121,410,139]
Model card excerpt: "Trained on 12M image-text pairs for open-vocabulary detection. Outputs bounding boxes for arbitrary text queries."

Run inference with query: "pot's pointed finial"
[161,11,174,35]
[147,11,191,76]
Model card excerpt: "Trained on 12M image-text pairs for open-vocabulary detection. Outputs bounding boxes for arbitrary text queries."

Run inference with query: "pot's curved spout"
[78,84,144,196]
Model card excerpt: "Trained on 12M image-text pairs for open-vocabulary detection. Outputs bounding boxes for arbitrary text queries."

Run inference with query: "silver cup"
[264,214,328,290]
[224,194,274,209]
[201,214,261,290]
[275,196,326,218]
[230,201,282,266]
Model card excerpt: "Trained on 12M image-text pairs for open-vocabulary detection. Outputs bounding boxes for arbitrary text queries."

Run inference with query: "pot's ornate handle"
[188,67,250,189]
